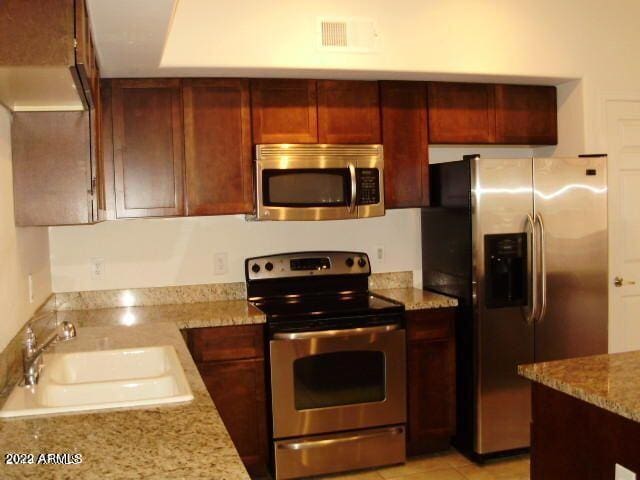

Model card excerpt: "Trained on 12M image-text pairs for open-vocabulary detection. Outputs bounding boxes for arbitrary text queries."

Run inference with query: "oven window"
[263,169,349,206]
[293,351,386,410]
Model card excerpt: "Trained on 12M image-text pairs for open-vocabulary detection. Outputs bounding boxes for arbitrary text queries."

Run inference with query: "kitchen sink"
[0,346,193,418]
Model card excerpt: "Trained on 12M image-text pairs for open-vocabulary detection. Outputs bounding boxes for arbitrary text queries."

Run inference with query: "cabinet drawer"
[406,308,455,342]
[188,324,264,362]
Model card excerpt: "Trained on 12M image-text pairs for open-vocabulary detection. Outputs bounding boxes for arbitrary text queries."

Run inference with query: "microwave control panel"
[357,169,380,205]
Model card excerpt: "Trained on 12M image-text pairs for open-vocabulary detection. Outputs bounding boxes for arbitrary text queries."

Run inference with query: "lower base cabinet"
[406,308,456,456]
[531,383,640,479]
[187,325,269,478]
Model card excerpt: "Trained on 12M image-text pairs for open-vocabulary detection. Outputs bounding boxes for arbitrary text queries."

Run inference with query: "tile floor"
[318,449,530,480]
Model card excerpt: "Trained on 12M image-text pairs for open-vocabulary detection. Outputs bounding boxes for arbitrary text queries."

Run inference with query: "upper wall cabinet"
[494,84,557,145]
[427,82,496,144]
[183,79,254,216]
[251,79,318,144]
[12,112,93,226]
[0,0,97,111]
[427,82,557,145]
[381,82,430,208]
[111,79,185,218]
[317,80,381,143]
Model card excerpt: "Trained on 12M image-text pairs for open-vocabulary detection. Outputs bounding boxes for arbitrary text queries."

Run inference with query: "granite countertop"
[56,299,266,329]
[374,288,459,310]
[0,322,250,480]
[519,351,640,423]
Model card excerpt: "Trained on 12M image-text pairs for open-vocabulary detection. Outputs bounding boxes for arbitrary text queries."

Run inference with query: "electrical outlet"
[27,274,34,304]
[616,464,637,480]
[214,252,228,275]
[376,246,385,263]
[90,257,105,280]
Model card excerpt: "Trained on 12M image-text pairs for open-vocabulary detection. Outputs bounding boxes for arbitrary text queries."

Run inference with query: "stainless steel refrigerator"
[422,155,608,459]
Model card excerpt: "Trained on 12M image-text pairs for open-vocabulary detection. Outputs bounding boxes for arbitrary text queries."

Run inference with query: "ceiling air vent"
[317,17,378,53]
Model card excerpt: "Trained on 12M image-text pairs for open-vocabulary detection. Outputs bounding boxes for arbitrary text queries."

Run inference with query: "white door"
[606,98,640,352]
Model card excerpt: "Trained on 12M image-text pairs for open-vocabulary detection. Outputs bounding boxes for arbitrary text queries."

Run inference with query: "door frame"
[599,92,640,352]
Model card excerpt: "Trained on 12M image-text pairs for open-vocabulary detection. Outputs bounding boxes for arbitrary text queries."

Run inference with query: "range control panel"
[246,251,371,281]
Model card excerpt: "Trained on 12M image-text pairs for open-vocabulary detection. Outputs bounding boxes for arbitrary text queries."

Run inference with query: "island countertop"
[0,322,250,480]
[519,350,640,423]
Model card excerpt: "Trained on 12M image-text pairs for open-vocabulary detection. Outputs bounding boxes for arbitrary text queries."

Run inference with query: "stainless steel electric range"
[245,251,407,480]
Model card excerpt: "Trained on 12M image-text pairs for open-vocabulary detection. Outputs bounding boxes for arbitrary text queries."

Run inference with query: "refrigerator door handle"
[524,214,538,325]
[536,213,548,323]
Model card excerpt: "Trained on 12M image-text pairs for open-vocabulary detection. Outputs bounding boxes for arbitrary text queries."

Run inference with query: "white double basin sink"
[0,346,194,418]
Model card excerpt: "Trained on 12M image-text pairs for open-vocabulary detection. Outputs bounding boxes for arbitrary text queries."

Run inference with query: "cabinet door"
[197,358,268,477]
[12,112,92,226]
[427,82,496,144]
[406,309,456,456]
[495,85,557,145]
[183,79,253,216]
[111,79,185,218]
[317,80,381,143]
[381,82,429,208]
[251,79,318,143]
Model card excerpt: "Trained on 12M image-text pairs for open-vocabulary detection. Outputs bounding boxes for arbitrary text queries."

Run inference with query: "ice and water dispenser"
[484,233,528,308]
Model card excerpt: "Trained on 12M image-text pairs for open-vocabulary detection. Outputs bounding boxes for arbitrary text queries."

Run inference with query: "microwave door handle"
[348,162,357,213]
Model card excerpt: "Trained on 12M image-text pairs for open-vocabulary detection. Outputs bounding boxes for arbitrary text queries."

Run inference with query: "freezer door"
[533,157,608,362]
[471,157,535,454]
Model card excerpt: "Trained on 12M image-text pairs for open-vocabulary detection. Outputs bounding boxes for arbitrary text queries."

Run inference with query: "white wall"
[49,210,422,292]
[0,107,52,350]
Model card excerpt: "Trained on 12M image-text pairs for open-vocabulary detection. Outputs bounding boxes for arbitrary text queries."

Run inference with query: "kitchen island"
[519,351,640,480]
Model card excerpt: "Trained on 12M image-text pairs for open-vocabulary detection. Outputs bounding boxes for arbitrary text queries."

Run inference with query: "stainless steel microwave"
[255,144,384,221]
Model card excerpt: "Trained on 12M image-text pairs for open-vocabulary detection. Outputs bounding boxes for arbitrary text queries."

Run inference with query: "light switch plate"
[616,464,637,480]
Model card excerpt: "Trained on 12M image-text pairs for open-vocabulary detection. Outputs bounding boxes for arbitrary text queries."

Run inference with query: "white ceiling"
[88,0,573,85]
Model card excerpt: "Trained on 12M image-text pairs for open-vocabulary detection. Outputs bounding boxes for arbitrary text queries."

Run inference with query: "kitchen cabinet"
[183,79,253,216]
[111,79,185,218]
[381,82,430,208]
[427,82,497,144]
[10,0,104,227]
[428,82,557,145]
[251,79,318,144]
[187,325,269,477]
[317,80,381,143]
[531,383,640,479]
[406,308,456,456]
[0,0,97,110]
[495,84,557,145]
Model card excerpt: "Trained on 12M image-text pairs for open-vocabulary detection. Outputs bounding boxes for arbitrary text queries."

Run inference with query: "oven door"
[256,157,358,221]
[269,324,406,439]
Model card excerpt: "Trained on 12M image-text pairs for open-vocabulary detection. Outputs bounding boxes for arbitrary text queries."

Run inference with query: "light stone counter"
[519,350,640,424]
[0,322,250,480]
[374,288,459,310]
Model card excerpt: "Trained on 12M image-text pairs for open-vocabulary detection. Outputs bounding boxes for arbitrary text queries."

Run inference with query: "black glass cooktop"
[251,292,403,321]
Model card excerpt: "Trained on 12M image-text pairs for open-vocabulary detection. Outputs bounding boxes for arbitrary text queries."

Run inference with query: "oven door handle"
[348,162,357,213]
[272,324,400,340]
[276,426,404,450]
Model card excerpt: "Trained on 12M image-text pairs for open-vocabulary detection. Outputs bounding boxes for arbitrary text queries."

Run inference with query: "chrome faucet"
[23,321,76,386]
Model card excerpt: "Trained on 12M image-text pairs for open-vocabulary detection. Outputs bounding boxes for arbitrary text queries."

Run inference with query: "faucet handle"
[59,321,76,341]
[23,326,36,348]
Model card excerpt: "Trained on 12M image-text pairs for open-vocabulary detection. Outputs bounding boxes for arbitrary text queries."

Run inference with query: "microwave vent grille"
[256,144,383,161]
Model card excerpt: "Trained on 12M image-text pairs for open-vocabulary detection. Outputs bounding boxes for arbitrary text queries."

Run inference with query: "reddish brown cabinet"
[187,325,269,477]
[111,79,185,218]
[495,84,557,145]
[251,79,318,144]
[406,308,456,456]
[427,82,497,144]
[317,80,381,143]
[428,82,557,145]
[183,79,253,216]
[381,82,430,208]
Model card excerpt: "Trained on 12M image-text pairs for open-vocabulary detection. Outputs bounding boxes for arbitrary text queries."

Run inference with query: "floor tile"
[384,468,466,480]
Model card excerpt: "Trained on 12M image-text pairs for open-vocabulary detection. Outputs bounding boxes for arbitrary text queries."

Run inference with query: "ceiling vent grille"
[321,21,348,48]
[317,18,378,53]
